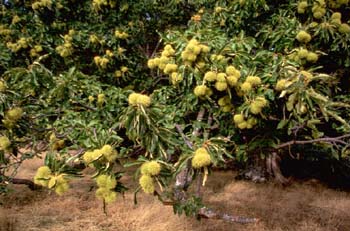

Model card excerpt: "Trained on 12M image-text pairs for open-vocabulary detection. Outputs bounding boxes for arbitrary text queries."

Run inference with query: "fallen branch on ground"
[154,192,260,224]
[198,207,259,224]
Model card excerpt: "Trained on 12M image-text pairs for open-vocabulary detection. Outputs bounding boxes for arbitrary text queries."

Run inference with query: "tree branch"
[275,134,350,149]
[175,124,193,149]
[172,108,259,224]
[204,113,213,141]
[174,109,206,198]
[192,107,205,137]
[270,134,350,185]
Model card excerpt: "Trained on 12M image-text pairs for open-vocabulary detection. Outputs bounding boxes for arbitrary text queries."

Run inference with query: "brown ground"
[1,157,350,231]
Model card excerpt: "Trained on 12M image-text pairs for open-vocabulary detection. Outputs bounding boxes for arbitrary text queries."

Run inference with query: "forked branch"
[172,108,259,224]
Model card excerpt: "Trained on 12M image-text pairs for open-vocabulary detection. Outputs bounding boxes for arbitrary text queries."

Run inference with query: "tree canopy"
[1,0,350,220]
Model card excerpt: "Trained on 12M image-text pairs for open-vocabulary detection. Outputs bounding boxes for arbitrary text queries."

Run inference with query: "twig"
[150,39,162,59]
[136,44,149,58]
[175,124,193,149]
[0,160,22,170]
[8,178,41,190]
[291,122,306,138]
[71,102,97,111]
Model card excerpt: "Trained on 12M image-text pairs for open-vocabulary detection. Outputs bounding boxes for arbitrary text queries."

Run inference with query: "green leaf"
[277,119,288,129]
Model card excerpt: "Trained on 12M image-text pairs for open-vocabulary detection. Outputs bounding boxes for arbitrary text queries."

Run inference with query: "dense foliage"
[1,0,349,218]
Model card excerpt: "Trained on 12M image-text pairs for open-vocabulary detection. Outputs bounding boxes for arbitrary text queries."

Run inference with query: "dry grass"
[1,158,350,231]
